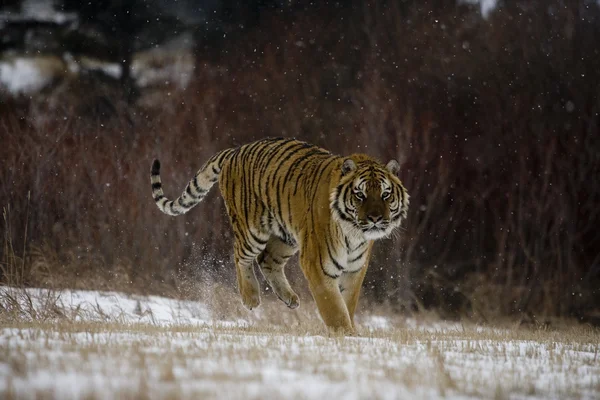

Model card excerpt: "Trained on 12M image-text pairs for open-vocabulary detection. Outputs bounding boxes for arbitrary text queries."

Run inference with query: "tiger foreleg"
[339,267,369,330]
[339,243,372,329]
[300,252,354,335]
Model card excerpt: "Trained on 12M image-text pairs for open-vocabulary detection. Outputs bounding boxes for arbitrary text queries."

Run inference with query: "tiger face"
[331,158,409,240]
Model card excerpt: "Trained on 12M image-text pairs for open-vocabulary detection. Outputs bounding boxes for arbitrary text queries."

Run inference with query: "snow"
[0,58,54,95]
[459,0,499,19]
[0,51,195,96]
[1,286,598,400]
[0,0,77,25]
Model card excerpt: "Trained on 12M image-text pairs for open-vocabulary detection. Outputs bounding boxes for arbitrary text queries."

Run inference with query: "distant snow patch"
[0,58,51,95]
[0,0,77,25]
[0,286,218,326]
[459,0,499,19]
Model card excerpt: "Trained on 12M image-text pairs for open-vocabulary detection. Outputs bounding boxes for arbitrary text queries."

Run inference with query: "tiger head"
[331,156,409,240]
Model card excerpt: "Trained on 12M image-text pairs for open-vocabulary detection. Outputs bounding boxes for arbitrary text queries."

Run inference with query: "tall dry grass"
[1,0,599,323]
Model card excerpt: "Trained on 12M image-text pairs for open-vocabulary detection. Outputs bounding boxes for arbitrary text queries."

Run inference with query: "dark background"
[1,0,599,324]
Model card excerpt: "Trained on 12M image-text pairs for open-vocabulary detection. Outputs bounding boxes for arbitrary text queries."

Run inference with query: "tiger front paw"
[241,288,261,311]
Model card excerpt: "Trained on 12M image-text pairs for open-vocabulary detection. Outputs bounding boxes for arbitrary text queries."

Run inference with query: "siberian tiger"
[151,137,409,334]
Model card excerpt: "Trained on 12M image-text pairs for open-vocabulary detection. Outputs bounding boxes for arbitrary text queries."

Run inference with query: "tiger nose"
[367,215,383,223]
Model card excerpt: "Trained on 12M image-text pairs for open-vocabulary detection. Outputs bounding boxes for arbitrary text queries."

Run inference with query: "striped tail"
[150,149,233,216]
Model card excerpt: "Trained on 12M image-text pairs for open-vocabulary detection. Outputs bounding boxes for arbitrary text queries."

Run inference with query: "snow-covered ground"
[1,286,599,400]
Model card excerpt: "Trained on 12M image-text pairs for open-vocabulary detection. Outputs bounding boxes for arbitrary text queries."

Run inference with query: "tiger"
[151,137,409,334]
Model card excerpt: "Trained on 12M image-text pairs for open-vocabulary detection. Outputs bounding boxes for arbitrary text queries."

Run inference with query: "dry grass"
[1,286,599,400]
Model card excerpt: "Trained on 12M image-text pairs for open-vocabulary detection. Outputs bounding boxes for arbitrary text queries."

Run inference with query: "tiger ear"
[385,160,401,176]
[341,159,357,175]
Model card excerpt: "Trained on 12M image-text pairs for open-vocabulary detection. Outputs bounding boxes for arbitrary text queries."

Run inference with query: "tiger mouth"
[358,223,389,233]
[359,225,391,239]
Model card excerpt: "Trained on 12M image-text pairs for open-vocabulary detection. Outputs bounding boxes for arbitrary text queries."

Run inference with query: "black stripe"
[255,142,290,211]
[326,242,344,271]
[151,159,161,175]
[351,240,367,251]
[289,150,329,196]
[319,252,340,279]
[238,146,250,230]
[239,245,257,259]
[230,147,242,166]
[400,187,406,211]
[271,146,312,229]
[191,176,200,192]
[257,139,294,179]
[292,151,327,196]
[216,148,231,165]
[230,171,236,219]
[341,183,353,204]
[272,256,284,265]
[177,197,190,209]
[278,148,326,225]
[169,202,182,215]
[286,191,293,229]
[332,202,354,223]
[261,264,274,272]
[349,250,366,263]
[308,156,339,200]
[180,200,196,208]
[264,143,303,221]
[332,184,355,221]
[275,186,285,230]
[306,157,338,232]
[263,138,298,168]
[245,140,267,203]
[153,194,164,202]
[152,182,161,190]
[251,140,276,213]
[236,235,259,258]
[249,230,268,245]
[189,175,199,193]
[320,266,340,279]
[243,140,267,229]
[213,147,236,170]
[281,148,320,185]
[340,183,356,216]
[268,142,308,186]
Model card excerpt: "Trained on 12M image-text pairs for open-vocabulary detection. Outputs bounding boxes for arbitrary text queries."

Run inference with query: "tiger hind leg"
[257,237,299,309]
[233,239,265,310]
